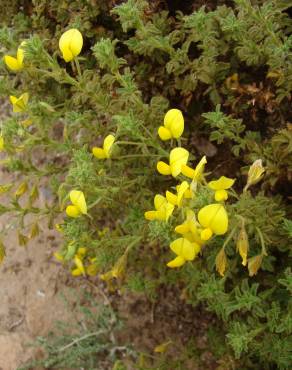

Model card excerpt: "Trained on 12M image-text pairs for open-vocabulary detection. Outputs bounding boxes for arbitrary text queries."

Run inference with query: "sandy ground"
[0,168,74,370]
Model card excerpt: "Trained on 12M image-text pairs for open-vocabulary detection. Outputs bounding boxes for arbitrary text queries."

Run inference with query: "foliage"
[0,0,291,369]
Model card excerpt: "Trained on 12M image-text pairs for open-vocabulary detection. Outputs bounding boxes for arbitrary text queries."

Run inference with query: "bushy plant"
[0,0,291,369]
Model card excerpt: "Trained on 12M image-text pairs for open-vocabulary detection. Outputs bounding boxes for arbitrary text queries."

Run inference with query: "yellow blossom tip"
[157,161,171,175]
[59,28,83,62]
[66,205,81,218]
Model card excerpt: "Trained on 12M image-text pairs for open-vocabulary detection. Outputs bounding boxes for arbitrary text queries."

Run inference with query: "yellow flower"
[71,254,86,276]
[198,203,228,241]
[157,148,189,178]
[66,190,87,218]
[92,134,115,159]
[208,176,235,201]
[165,181,190,207]
[167,237,201,268]
[244,159,265,191]
[77,247,87,257]
[55,223,64,232]
[100,250,128,281]
[9,92,29,113]
[175,209,204,245]
[0,135,4,151]
[145,194,174,221]
[4,41,25,71]
[86,258,99,276]
[59,28,83,62]
[181,155,207,181]
[158,109,184,141]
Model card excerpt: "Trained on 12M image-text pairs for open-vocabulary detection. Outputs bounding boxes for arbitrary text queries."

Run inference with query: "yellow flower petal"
[156,202,174,221]
[74,255,86,275]
[86,264,99,276]
[167,255,185,268]
[175,223,190,234]
[59,29,83,62]
[169,147,189,177]
[66,205,81,218]
[208,176,235,190]
[154,194,167,210]
[144,210,157,220]
[157,161,171,175]
[9,93,29,113]
[4,55,21,71]
[215,189,228,201]
[164,109,184,139]
[176,181,189,206]
[198,204,228,236]
[0,135,4,151]
[181,164,196,179]
[92,147,106,159]
[69,190,87,214]
[17,42,26,66]
[201,228,213,240]
[170,238,197,261]
[77,247,87,257]
[103,134,115,158]
[193,156,207,180]
[71,268,83,276]
[165,191,178,206]
[158,126,172,141]
[62,48,74,62]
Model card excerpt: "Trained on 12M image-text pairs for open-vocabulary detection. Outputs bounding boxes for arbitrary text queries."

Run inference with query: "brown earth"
[0,168,75,370]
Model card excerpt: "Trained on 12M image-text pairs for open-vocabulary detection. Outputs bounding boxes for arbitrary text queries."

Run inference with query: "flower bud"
[244,159,265,191]
[236,225,249,266]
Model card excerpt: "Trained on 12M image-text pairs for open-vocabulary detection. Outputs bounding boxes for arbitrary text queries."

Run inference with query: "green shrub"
[0,0,291,369]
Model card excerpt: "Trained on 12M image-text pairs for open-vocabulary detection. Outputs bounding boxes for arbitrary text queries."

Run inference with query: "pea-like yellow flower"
[208,176,235,201]
[92,134,115,159]
[167,237,201,268]
[198,203,228,241]
[9,92,29,113]
[145,194,174,221]
[59,28,83,62]
[86,258,99,276]
[175,209,204,245]
[100,250,128,282]
[158,109,184,141]
[4,42,26,71]
[71,255,86,276]
[244,159,265,191]
[71,247,87,276]
[157,148,189,178]
[181,155,207,181]
[66,190,87,218]
[165,181,190,207]
[0,135,4,151]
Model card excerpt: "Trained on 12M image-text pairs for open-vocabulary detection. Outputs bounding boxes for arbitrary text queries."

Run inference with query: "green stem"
[222,226,237,250]
[255,227,267,256]
[74,58,82,80]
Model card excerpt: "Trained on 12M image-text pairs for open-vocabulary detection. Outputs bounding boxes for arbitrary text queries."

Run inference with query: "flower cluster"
[145,109,234,269]
[3,29,120,277]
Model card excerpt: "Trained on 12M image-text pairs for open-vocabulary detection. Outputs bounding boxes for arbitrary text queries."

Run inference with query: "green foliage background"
[0,0,291,369]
